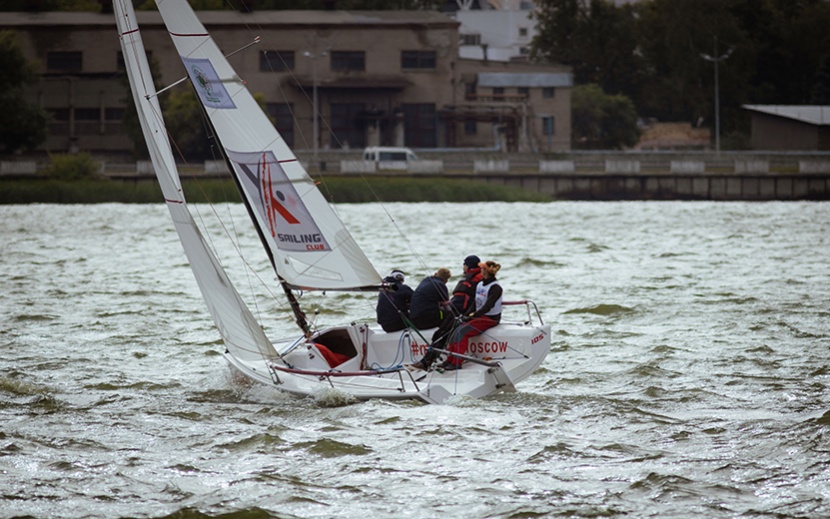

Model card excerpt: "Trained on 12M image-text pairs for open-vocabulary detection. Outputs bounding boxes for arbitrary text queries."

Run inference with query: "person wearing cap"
[439,260,503,371]
[449,255,483,316]
[408,255,483,370]
[376,269,413,332]
[408,268,451,330]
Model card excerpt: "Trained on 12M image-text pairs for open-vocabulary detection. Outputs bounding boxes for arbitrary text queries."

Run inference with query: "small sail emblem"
[182,57,236,109]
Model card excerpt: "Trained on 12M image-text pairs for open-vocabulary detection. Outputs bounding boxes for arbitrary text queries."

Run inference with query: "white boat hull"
[223,321,551,404]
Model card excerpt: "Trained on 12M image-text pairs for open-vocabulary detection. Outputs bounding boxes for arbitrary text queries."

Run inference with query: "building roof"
[0,10,458,28]
[743,105,830,126]
[478,72,573,88]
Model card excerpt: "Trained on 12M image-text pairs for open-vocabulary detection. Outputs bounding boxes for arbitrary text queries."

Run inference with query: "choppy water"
[2,201,829,518]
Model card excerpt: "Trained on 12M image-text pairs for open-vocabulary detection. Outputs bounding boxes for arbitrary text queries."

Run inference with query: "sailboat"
[114,0,551,404]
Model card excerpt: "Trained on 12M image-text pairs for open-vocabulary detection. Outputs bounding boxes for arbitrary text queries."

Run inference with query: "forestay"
[155,0,381,291]
[114,0,276,362]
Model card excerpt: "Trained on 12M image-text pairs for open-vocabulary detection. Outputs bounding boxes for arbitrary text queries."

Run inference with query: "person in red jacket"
[439,260,503,371]
[449,255,483,316]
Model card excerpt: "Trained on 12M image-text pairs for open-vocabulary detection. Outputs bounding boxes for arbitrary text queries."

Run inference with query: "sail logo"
[182,57,236,110]
[226,149,331,253]
[192,66,213,97]
[259,156,300,227]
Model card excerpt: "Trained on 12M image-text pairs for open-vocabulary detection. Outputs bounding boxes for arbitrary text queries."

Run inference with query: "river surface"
[2,201,829,518]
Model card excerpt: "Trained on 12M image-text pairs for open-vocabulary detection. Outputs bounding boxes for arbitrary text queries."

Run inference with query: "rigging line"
[202,145,268,322]
[148,36,261,100]
[170,6,366,291]
[204,0,300,157]
[145,81,287,313]
[208,4,425,282]
[194,2,431,292]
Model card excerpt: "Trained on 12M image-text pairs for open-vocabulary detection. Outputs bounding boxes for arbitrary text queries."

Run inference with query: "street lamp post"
[701,37,733,154]
[303,50,327,167]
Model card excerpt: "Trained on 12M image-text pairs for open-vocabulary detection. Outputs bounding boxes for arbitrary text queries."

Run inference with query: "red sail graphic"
[260,152,299,236]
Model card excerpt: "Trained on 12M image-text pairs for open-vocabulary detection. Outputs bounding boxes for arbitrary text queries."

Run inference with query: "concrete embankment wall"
[310,150,830,200]
[345,151,830,200]
[4,151,829,200]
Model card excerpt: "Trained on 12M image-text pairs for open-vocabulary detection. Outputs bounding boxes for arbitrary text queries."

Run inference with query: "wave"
[0,376,50,396]
[293,438,373,458]
[564,304,635,316]
[515,257,566,268]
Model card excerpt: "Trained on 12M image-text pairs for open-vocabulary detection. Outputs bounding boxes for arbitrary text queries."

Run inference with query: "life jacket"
[475,279,502,317]
[451,268,483,314]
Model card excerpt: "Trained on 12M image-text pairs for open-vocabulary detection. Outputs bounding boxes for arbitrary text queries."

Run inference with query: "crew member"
[376,269,413,332]
[439,260,503,371]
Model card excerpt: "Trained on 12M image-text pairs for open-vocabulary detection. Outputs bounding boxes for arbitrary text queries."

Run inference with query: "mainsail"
[155,0,381,292]
[114,0,276,361]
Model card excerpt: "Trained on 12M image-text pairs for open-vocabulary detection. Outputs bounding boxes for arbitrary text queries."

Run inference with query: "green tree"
[531,0,644,105]
[0,31,48,154]
[161,87,271,161]
[164,88,215,161]
[811,55,830,104]
[43,152,100,180]
[119,53,167,158]
[766,0,830,103]
[637,0,751,127]
[571,84,639,149]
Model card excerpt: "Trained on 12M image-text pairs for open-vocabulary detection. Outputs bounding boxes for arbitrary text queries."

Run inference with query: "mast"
[192,95,312,336]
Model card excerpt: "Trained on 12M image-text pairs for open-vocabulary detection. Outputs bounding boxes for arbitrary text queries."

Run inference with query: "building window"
[75,107,101,135]
[330,103,365,149]
[105,107,125,121]
[461,33,481,46]
[542,87,555,98]
[104,107,125,133]
[493,87,504,98]
[518,87,530,96]
[401,50,436,70]
[402,103,436,148]
[47,108,70,135]
[260,50,294,71]
[47,51,82,72]
[464,118,477,135]
[518,27,528,38]
[74,108,100,121]
[465,82,477,100]
[331,51,365,71]
[543,116,555,136]
[266,103,294,147]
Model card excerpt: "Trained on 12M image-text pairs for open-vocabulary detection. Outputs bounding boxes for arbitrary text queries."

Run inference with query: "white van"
[362,146,418,171]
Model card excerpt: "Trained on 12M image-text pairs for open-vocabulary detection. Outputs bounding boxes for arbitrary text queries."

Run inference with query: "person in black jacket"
[376,270,413,332]
[408,268,451,330]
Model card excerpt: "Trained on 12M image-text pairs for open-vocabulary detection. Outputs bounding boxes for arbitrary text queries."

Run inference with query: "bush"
[43,153,101,180]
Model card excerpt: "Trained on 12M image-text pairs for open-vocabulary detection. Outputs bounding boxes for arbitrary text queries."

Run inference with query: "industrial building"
[0,8,572,156]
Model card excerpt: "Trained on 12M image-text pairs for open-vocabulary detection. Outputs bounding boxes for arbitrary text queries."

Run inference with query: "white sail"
[155,0,381,291]
[114,0,277,362]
